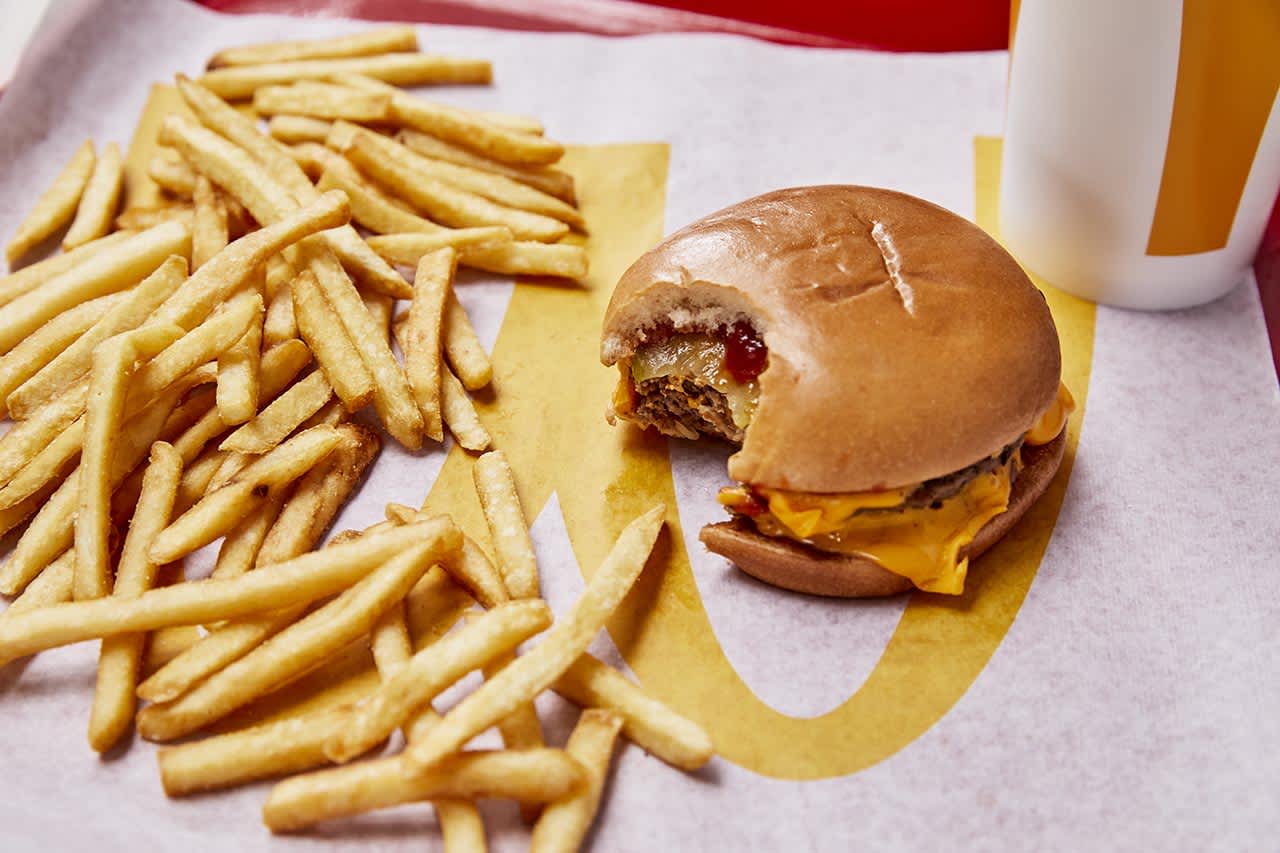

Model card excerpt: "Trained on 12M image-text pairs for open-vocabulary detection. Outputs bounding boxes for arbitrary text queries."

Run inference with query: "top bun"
[602,185,1061,492]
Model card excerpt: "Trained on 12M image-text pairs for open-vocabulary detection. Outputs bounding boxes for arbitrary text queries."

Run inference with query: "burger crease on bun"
[600,185,1074,597]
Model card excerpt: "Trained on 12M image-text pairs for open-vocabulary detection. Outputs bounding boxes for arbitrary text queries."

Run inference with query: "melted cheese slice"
[1026,382,1075,445]
[627,334,759,428]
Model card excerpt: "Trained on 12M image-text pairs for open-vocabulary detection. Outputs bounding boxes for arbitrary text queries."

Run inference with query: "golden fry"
[88,441,183,752]
[337,74,562,167]
[199,53,492,100]
[474,450,540,599]
[63,142,124,250]
[8,254,188,418]
[366,228,513,265]
[114,204,193,231]
[215,296,264,425]
[441,365,491,452]
[461,240,589,280]
[263,750,585,833]
[444,290,493,390]
[404,505,665,772]
[347,132,567,241]
[268,114,337,145]
[531,709,623,853]
[397,128,575,204]
[316,157,445,236]
[290,269,374,410]
[0,550,75,620]
[402,248,454,442]
[0,518,456,665]
[324,599,552,762]
[136,535,449,742]
[6,140,96,264]
[208,25,419,69]
[148,154,198,197]
[554,654,714,771]
[0,292,121,416]
[254,82,392,122]
[191,175,229,269]
[0,221,190,355]
[220,370,333,454]
[210,492,287,581]
[0,388,180,597]
[0,231,133,310]
[151,189,350,330]
[148,425,343,564]
[76,325,185,601]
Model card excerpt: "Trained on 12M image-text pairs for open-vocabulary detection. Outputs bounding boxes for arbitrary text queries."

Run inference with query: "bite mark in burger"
[601,186,1074,597]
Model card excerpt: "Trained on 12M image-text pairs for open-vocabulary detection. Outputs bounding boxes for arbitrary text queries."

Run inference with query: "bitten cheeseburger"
[601,186,1074,597]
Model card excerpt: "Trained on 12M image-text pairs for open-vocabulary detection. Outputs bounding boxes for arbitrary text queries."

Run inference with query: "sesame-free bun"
[602,186,1062,492]
[699,430,1067,597]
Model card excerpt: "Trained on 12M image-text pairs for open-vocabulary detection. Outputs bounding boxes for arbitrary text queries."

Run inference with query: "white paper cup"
[999,0,1280,310]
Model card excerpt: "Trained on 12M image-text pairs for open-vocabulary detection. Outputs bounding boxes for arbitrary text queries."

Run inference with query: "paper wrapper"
[1,1,1277,849]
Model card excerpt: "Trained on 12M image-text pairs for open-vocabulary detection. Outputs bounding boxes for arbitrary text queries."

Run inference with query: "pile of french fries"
[0,26,710,851]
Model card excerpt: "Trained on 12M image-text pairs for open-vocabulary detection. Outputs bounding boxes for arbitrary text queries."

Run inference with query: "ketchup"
[723,321,767,382]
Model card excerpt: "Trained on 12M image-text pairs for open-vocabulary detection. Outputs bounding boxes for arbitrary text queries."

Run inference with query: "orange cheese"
[1026,382,1075,445]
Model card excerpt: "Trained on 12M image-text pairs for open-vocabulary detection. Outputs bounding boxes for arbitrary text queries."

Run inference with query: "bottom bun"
[700,430,1067,598]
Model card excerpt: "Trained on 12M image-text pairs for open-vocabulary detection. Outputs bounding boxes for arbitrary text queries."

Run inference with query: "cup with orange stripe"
[1000,0,1280,310]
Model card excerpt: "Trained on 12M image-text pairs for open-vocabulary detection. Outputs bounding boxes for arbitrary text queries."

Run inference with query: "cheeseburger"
[601,186,1074,597]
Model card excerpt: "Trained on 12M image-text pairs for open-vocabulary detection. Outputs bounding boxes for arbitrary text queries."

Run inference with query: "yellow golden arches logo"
[421,139,1097,780]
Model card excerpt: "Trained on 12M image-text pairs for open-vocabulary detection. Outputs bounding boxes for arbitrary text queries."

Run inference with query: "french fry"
[404,505,665,772]
[65,142,125,250]
[263,750,585,833]
[172,448,226,516]
[402,248,454,442]
[136,534,450,742]
[0,382,89,488]
[208,25,419,69]
[264,254,293,300]
[254,82,392,122]
[262,280,298,346]
[285,140,341,179]
[148,154,198,197]
[215,296,264,426]
[554,654,714,771]
[0,519,455,666]
[324,599,552,762]
[168,339,311,465]
[0,292,121,416]
[137,424,379,703]
[268,114,336,145]
[8,254,188,419]
[298,241,424,449]
[6,140,96,264]
[0,388,180,597]
[158,704,363,796]
[0,221,190,355]
[148,425,344,564]
[461,240,589,280]
[75,325,185,601]
[291,270,374,410]
[367,228,514,264]
[128,291,263,414]
[0,230,133,310]
[316,158,445,236]
[363,291,395,345]
[114,204,194,231]
[481,644,548,824]
[438,800,489,853]
[531,709,623,853]
[210,491,287,580]
[0,418,84,511]
[338,74,562,167]
[347,132,568,242]
[191,175,229,269]
[474,110,545,137]
[199,53,492,100]
[151,189,351,330]
[398,128,576,204]
[474,450,540,599]
[87,441,183,752]
[387,505,508,608]
[355,129,581,228]
[0,480,59,542]
[441,365,491,452]
[0,550,75,620]
[173,76,411,299]
[444,291,493,390]
[220,370,333,454]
